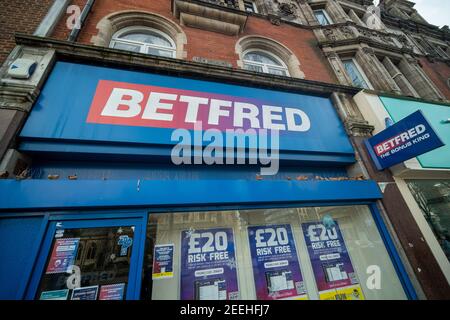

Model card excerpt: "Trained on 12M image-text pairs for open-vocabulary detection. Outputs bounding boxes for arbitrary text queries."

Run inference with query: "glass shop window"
[407,180,450,262]
[37,226,134,300]
[141,206,407,300]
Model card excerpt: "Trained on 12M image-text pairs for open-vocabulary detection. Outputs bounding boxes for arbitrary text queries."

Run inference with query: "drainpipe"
[67,0,96,42]
[34,0,72,37]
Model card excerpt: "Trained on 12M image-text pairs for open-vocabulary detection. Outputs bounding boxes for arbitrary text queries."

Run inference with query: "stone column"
[325,0,352,24]
[398,57,445,101]
[0,46,55,167]
[354,47,402,93]
[348,9,365,27]
[296,0,320,26]
[382,56,420,98]
[323,50,353,85]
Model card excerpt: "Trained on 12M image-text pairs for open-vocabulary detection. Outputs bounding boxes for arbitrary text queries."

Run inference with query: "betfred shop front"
[354,92,450,289]
[0,61,414,300]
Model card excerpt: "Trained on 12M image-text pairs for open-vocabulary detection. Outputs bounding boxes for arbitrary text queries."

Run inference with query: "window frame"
[313,9,333,26]
[341,57,374,90]
[242,49,290,77]
[243,0,258,13]
[110,26,177,58]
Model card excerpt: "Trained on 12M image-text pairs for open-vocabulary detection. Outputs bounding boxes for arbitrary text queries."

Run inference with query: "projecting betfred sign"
[365,110,444,170]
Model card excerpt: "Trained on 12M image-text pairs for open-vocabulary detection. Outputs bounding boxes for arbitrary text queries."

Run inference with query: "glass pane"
[244,52,282,66]
[148,47,174,58]
[342,60,370,89]
[406,180,450,261]
[113,42,141,53]
[142,206,407,300]
[268,67,287,76]
[37,226,134,300]
[244,63,264,73]
[314,11,330,26]
[120,32,172,48]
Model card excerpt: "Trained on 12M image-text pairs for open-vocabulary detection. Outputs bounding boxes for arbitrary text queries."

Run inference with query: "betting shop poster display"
[180,228,239,300]
[45,238,80,274]
[152,244,175,279]
[248,224,308,300]
[302,220,365,300]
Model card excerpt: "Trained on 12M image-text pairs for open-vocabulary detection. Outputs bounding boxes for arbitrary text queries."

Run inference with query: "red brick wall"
[50,0,337,84]
[419,57,450,100]
[0,0,54,64]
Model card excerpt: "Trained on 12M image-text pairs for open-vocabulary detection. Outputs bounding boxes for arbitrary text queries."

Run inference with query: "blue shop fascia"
[0,53,417,300]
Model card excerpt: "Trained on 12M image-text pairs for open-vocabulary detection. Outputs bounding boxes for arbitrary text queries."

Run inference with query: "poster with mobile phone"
[248,224,308,300]
[152,244,174,279]
[180,228,239,300]
[302,221,364,300]
[45,238,80,274]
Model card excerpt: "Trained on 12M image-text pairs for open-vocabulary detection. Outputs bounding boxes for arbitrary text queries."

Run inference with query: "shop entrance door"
[26,217,145,300]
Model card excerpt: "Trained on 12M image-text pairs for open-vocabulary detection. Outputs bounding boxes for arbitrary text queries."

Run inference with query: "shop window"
[110,27,176,58]
[341,58,372,89]
[141,205,407,300]
[36,226,134,300]
[407,180,450,262]
[313,9,332,26]
[243,0,257,13]
[243,50,290,76]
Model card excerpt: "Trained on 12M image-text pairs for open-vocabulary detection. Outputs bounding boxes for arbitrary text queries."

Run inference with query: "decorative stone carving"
[278,2,296,17]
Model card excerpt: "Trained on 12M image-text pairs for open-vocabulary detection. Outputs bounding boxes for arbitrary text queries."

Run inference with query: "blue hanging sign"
[364,110,445,170]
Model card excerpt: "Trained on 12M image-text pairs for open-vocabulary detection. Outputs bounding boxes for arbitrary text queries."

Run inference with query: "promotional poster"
[71,285,99,300]
[302,221,364,300]
[45,238,80,274]
[152,244,175,279]
[248,224,307,300]
[180,228,239,300]
[99,283,126,300]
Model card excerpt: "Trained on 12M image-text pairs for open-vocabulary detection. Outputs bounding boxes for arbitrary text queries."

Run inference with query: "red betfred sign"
[87,80,311,133]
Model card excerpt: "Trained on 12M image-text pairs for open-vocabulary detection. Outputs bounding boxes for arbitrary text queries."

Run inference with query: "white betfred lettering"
[233,102,260,129]
[262,105,286,130]
[142,92,177,121]
[209,99,232,125]
[416,124,426,135]
[99,87,314,134]
[285,108,311,132]
[180,95,209,123]
[101,88,143,118]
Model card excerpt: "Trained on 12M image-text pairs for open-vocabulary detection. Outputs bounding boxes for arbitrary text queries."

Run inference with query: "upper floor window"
[110,26,176,58]
[342,58,372,89]
[314,9,332,26]
[243,50,289,76]
[243,0,257,13]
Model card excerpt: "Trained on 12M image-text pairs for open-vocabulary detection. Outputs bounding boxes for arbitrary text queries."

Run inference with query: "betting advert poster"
[45,238,80,274]
[302,221,364,300]
[180,228,239,300]
[152,244,175,279]
[248,224,308,300]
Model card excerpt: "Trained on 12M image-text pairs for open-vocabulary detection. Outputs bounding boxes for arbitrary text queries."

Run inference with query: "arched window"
[243,50,290,76]
[110,26,176,58]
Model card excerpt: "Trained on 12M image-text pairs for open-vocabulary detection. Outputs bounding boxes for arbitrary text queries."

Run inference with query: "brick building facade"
[0,0,54,64]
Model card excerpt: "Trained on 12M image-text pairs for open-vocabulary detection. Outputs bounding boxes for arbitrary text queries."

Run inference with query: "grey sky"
[413,0,450,27]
